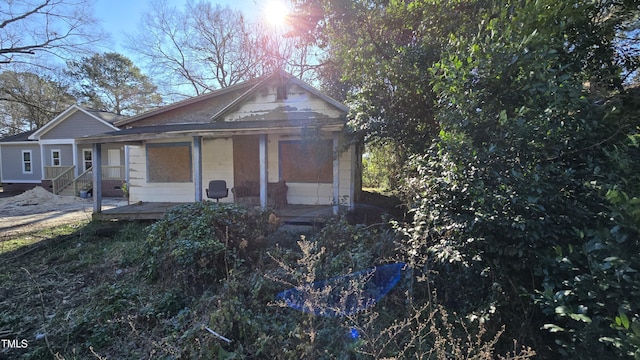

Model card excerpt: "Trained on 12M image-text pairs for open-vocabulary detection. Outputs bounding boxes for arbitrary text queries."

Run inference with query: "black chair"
[206,180,229,202]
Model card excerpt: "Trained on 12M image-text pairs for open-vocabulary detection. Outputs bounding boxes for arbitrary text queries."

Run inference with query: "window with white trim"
[51,149,61,166]
[22,150,33,174]
[83,149,93,170]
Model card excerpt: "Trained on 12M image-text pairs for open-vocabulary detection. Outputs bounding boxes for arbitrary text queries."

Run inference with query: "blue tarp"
[276,262,405,317]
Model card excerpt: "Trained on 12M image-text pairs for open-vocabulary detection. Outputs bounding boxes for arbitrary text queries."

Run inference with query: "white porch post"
[92,143,102,213]
[124,145,130,198]
[39,143,45,180]
[333,132,340,215]
[72,141,79,177]
[259,134,267,208]
[193,136,203,201]
[349,144,356,210]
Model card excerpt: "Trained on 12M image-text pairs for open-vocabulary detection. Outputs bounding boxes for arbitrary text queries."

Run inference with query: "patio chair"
[206,180,229,202]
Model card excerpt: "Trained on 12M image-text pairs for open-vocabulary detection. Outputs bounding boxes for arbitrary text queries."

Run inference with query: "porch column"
[259,134,267,208]
[92,143,103,213]
[72,141,79,177]
[193,136,203,201]
[333,132,340,215]
[124,146,130,191]
[39,143,45,181]
[349,143,357,210]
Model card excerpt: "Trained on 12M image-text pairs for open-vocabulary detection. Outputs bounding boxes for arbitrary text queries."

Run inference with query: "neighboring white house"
[77,70,362,214]
[0,105,127,196]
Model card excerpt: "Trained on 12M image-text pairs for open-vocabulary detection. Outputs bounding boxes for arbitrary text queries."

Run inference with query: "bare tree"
[0,66,75,136]
[126,0,202,97]
[188,2,264,88]
[127,0,320,98]
[0,0,105,67]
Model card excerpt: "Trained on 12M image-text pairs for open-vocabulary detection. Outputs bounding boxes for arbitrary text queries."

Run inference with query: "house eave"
[0,140,37,145]
[76,120,345,145]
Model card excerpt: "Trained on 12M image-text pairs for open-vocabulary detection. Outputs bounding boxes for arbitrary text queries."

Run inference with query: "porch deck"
[92,202,335,224]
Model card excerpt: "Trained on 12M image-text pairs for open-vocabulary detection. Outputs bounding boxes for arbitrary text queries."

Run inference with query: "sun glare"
[264,1,290,27]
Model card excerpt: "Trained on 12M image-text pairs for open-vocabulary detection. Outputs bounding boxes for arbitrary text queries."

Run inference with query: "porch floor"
[92,201,335,224]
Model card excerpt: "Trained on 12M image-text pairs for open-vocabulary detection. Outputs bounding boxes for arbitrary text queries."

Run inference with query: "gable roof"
[114,78,262,127]
[76,71,350,144]
[211,69,349,121]
[28,105,122,140]
[114,70,348,127]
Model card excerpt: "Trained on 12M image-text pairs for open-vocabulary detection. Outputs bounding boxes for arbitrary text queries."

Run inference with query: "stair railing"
[52,166,76,195]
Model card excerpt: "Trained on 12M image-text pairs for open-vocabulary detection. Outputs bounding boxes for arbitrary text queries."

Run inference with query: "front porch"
[92,201,335,224]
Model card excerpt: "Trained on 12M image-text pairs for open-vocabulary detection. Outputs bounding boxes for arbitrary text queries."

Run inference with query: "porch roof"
[76,118,345,144]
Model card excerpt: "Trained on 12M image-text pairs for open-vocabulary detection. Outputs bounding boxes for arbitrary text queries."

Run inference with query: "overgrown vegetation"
[288,0,640,358]
[2,202,535,359]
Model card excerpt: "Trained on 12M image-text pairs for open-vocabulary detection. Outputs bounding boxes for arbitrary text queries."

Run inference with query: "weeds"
[268,222,537,359]
[2,208,536,359]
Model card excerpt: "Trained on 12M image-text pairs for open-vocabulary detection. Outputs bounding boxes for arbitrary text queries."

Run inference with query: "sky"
[93,0,274,55]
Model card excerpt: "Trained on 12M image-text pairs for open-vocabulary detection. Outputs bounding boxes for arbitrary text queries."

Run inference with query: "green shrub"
[142,202,275,294]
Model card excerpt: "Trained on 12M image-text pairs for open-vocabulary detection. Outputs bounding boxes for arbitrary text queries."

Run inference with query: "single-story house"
[0,105,126,196]
[77,70,362,215]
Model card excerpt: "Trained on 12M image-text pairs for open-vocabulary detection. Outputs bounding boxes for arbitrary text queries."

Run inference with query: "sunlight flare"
[264,0,290,27]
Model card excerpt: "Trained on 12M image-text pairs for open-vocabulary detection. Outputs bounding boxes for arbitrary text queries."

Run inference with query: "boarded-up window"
[279,140,333,183]
[147,142,192,182]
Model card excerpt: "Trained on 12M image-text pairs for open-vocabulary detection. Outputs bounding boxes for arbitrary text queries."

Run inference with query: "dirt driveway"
[0,186,127,239]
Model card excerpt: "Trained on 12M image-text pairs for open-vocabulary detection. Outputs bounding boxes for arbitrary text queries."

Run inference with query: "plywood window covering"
[279,140,333,183]
[146,142,192,182]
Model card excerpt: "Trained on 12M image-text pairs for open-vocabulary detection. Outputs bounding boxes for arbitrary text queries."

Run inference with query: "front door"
[107,149,121,179]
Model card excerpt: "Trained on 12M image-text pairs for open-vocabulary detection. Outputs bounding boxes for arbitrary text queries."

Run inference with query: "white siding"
[201,137,234,203]
[223,84,344,122]
[125,134,357,207]
[287,183,333,205]
[339,145,355,207]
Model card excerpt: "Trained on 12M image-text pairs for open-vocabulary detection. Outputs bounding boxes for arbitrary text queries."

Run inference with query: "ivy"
[142,202,276,294]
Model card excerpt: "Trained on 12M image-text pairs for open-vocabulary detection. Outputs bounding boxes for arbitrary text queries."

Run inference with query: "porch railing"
[45,166,74,180]
[52,166,76,195]
[102,165,125,180]
[73,165,126,196]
